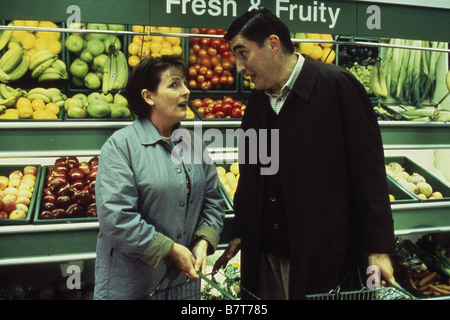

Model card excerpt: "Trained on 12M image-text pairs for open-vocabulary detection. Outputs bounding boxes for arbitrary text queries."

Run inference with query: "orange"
[128,42,142,56]
[31,98,46,111]
[16,97,32,109]
[128,55,141,67]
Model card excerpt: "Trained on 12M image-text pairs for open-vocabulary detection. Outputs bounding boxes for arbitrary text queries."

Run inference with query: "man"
[213,8,396,300]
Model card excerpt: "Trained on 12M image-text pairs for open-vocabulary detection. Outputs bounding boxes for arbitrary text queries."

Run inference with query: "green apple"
[68,105,88,119]
[85,23,108,41]
[102,93,114,103]
[64,97,84,112]
[103,35,121,54]
[69,22,87,30]
[79,48,94,64]
[72,93,88,108]
[110,103,131,118]
[108,24,125,31]
[93,54,108,72]
[96,70,104,81]
[70,58,89,78]
[114,93,128,106]
[66,34,85,53]
[88,101,111,118]
[87,39,105,57]
[84,72,101,90]
[88,92,106,105]
[71,76,84,88]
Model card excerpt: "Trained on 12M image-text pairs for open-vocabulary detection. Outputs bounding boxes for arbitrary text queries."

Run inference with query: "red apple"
[48,176,68,191]
[43,194,57,204]
[65,203,83,217]
[3,197,17,214]
[0,210,8,219]
[39,210,54,219]
[78,162,91,175]
[71,180,85,190]
[66,156,79,169]
[69,168,84,181]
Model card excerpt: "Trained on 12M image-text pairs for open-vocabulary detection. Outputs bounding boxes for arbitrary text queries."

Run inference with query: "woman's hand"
[168,243,199,280]
[192,239,209,275]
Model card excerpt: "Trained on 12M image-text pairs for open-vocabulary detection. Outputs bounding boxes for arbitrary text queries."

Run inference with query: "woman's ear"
[141,89,154,106]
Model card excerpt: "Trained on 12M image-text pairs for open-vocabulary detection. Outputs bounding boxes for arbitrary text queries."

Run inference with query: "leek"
[411,40,422,105]
[390,39,405,96]
[395,40,412,100]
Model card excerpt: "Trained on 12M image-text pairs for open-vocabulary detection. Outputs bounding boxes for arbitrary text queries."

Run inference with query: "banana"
[38,71,65,82]
[25,93,51,104]
[109,52,118,93]
[7,53,30,82]
[26,87,53,101]
[52,59,68,75]
[0,45,24,73]
[0,22,14,51]
[0,83,22,99]
[31,56,57,78]
[369,65,383,97]
[378,66,388,97]
[29,50,57,71]
[113,50,128,91]
[446,70,450,92]
[0,96,18,108]
[0,67,11,83]
[47,88,66,103]
[102,55,112,94]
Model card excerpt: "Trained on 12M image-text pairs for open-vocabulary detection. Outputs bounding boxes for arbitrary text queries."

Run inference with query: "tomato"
[200,38,211,47]
[188,54,197,65]
[210,39,222,49]
[0,211,8,219]
[207,47,217,57]
[215,111,225,118]
[222,60,231,70]
[192,43,201,52]
[222,103,233,116]
[227,75,235,85]
[205,103,215,114]
[188,67,198,77]
[198,65,208,75]
[219,75,228,85]
[218,43,228,54]
[231,107,242,118]
[200,81,211,91]
[210,75,219,86]
[197,107,205,116]
[210,56,220,66]
[222,50,231,59]
[206,29,217,35]
[188,80,197,89]
[192,99,203,108]
[204,113,215,118]
[196,74,205,83]
[198,48,207,58]
[201,57,211,68]
[233,100,242,108]
[205,69,213,79]
[214,64,223,75]
[203,98,213,105]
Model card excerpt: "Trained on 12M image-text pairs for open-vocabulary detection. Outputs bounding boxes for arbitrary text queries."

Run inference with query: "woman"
[94,55,225,300]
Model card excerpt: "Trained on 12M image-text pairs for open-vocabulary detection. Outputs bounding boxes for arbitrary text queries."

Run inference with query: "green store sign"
[0,0,448,41]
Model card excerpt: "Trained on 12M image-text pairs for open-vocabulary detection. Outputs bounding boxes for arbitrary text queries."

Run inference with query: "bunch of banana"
[369,60,388,98]
[102,49,128,94]
[25,87,67,108]
[0,22,13,51]
[0,83,25,116]
[0,45,30,83]
[28,49,68,82]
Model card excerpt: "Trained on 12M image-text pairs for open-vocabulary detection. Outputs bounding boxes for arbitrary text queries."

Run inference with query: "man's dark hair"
[126,55,188,119]
[224,8,294,54]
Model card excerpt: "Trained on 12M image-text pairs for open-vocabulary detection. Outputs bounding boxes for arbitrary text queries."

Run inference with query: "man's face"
[230,34,276,91]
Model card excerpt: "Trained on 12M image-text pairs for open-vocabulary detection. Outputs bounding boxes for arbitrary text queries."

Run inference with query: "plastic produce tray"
[0,164,43,225]
[385,156,450,202]
[387,175,419,204]
[33,165,98,224]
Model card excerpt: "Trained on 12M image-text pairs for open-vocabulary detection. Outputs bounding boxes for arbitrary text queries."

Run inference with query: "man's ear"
[141,89,154,106]
[267,35,281,55]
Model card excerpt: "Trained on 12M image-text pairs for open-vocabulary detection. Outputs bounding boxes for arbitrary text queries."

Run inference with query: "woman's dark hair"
[224,8,294,54]
[126,55,188,118]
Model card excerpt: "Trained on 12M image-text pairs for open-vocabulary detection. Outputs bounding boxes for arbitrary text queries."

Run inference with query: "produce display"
[38,156,98,220]
[216,162,239,199]
[373,103,405,121]
[188,28,236,91]
[380,39,447,105]
[0,276,94,300]
[65,23,127,92]
[191,96,245,119]
[294,33,335,63]
[386,161,444,200]
[0,85,66,119]
[0,166,38,219]
[202,263,241,300]
[0,20,67,83]
[393,237,450,298]
[128,25,183,67]
[64,92,131,119]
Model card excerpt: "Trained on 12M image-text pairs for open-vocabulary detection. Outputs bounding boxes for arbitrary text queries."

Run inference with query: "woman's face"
[143,67,190,125]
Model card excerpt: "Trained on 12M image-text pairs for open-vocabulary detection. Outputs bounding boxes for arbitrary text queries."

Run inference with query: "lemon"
[47,39,62,54]
[299,42,314,55]
[230,162,239,175]
[45,103,60,115]
[320,48,335,64]
[34,38,49,51]
[166,36,181,46]
[309,46,323,60]
[320,34,334,48]
[225,172,236,184]
[31,98,46,111]
[160,47,174,55]
[216,166,226,176]
[21,33,36,50]
[150,41,162,54]
[24,20,39,28]
[172,45,182,55]
[132,25,144,33]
